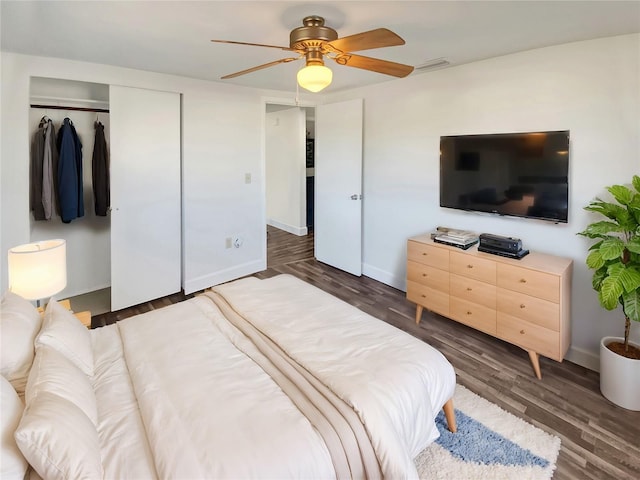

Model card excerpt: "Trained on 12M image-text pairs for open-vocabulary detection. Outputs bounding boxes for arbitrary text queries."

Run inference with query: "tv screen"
[440,130,570,223]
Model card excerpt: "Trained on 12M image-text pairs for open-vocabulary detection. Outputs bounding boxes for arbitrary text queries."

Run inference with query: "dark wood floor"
[93,226,640,480]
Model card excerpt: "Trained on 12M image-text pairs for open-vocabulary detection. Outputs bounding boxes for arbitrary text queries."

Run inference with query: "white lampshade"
[8,239,67,301]
[297,64,333,92]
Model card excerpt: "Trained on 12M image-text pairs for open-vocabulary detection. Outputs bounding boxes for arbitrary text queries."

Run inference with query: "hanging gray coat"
[30,117,47,221]
[42,118,58,219]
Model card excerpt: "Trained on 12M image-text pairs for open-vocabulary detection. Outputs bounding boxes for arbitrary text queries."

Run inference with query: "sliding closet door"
[109,86,181,310]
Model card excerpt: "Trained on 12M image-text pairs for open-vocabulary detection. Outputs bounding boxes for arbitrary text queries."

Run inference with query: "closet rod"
[30,104,110,113]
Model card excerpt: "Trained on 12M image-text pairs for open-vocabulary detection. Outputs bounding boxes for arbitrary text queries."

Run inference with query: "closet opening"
[29,77,111,315]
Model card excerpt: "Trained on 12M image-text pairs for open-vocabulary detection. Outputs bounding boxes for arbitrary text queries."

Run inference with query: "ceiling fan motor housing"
[289,15,338,55]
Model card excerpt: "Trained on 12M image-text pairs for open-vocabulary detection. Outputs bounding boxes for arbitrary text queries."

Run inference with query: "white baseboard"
[362,263,405,291]
[183,259,266,294]
[267,219,307,236]
[564,345,599,372]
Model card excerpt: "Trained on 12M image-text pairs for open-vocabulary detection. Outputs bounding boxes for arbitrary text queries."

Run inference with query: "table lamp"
[7,239,67,307]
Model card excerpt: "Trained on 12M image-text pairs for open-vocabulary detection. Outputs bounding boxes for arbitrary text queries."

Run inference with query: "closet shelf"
[31,104,109,113]
[30,95,109,113]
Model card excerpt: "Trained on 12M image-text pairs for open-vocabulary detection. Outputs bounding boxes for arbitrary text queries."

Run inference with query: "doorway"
[264,98,363,275]
[265,102,315,268]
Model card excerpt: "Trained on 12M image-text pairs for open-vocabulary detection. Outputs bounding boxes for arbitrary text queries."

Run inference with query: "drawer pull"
[520,304,526,309]
[520,329,525,334]
[422,252,428,256]
[421,294,426,298]
[466,287,472,291]
[422,273,427,277]
[519,278,527,283]
[467,264,474,269]
[466,311,472,315]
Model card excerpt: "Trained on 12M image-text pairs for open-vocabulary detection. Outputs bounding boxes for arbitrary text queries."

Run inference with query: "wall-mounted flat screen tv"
[440,130,570,223]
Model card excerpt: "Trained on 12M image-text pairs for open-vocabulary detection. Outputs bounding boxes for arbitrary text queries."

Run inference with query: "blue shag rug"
[414,385,560,479]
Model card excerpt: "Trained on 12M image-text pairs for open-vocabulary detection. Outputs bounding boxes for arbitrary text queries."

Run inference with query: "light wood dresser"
[407,234,572,379]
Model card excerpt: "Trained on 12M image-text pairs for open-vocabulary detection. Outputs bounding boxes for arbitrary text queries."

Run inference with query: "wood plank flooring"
[93,226,640,479]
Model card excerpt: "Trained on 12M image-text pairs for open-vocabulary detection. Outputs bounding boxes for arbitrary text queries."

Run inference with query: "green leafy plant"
[578,175,640,356]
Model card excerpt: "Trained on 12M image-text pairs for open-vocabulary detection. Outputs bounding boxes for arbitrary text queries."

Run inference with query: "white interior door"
[315,98,363,276]
[109,86,181,310]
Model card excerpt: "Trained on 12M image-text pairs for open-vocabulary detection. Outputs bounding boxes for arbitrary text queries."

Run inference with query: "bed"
[1,274,456,480]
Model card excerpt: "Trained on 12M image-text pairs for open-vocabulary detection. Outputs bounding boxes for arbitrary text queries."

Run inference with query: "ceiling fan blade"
[327,28,405,53]
[221,57,301,79]
[334,54,414,78]
[211,39,296,52]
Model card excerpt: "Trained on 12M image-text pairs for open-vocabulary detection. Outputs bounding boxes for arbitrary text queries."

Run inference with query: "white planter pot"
[600,336,640,411]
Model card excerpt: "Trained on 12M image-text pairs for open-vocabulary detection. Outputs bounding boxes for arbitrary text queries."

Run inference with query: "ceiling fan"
[211,15,414,92]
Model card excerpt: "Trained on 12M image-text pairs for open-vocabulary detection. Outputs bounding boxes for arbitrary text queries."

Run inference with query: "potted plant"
[578,175,640,410]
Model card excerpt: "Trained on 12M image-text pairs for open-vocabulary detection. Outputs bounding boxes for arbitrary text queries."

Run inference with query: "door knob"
[350,194,358,200]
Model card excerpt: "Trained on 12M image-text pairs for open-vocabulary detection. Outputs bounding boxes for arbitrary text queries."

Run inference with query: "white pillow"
[35,300,93,377]
[0,291,42,395]
[14,391,103,480]
[26,346,98,425]
[1,375,29,480]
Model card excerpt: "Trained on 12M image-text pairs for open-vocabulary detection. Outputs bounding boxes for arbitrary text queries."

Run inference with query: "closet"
[29,78,181,311]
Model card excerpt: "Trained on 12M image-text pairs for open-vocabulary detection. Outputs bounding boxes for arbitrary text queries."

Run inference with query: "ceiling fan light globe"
[297,65,332,92]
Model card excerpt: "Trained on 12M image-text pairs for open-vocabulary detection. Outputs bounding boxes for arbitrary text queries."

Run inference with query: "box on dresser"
[407,234,572,379]
[478,233,523,253]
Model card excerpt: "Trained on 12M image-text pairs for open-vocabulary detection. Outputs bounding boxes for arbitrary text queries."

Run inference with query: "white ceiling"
[2,1,639,93]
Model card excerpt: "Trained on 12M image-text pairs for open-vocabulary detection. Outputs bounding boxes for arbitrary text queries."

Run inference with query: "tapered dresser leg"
[528,350,542,380]
[415,305,423,325]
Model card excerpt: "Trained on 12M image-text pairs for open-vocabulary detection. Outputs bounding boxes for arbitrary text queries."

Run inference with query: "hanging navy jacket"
[56,118,84,223]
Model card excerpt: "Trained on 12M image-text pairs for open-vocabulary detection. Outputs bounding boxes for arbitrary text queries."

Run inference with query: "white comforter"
[90,274,455,479]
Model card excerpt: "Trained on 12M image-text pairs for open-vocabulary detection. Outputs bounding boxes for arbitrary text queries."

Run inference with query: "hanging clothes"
[92,121,110,216]
[30,117,46,220]
[41,117,58,220]
[56,117,84,223]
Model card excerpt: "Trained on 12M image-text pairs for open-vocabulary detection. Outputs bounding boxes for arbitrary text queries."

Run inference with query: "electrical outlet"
[225,237,232,249]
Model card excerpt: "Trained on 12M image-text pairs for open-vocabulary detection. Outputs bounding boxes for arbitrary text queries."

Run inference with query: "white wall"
[181,89,266,293]
[265,107,307,236]
[1,52,273,299]
[324,33,640,369]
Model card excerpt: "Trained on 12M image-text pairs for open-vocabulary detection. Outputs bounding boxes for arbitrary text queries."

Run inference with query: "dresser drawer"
[450,298,496,336]
[407,281,449,316]
[497,264,559,302]
[497,313,560,361]
[450,273,496,309]
[407,261,449,293]
[497,288,559,331]
[408,240,449,270]
[450,251,496,284]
